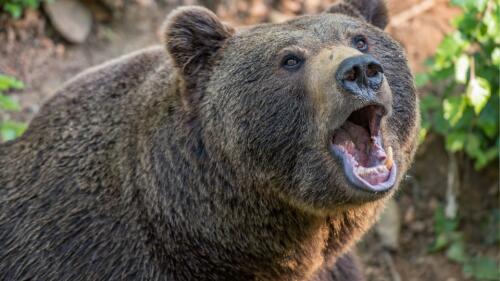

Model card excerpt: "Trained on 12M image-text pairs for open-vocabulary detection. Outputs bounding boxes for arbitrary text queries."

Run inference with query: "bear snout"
[336,54,384,96]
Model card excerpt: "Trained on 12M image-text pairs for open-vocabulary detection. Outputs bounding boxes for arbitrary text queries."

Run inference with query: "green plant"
[0,74,26,142]
[0,0,44,18]
[430,206,500,280]
[418,0,499,169]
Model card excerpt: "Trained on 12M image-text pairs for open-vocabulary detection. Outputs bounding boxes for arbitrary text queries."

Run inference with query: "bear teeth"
[355,165,388,177]
[385,146,393,170]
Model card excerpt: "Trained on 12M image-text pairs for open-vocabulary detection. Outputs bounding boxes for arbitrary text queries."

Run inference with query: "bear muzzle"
[306,46,396,194]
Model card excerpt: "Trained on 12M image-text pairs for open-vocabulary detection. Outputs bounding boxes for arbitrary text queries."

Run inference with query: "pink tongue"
[333,117,393,187]
[333,121,372,165]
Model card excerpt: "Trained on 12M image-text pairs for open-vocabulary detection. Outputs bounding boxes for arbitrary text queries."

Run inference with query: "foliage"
[0,0,45,18]
[418,0,499,169]
[0,74,26,142]
[430,206,500,280]
[423,1,500,279]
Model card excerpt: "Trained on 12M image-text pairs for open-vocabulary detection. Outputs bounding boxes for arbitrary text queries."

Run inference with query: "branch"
[389,0,436,27]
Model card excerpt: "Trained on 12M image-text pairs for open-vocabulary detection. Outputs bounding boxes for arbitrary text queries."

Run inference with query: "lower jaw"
[330,146,397,193]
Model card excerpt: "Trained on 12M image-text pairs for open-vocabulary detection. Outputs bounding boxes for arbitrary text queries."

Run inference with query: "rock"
[44,0,92,44]
[375,198,401,251]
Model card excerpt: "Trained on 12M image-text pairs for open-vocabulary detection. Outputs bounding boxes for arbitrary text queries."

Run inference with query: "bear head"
[163,0,419,215]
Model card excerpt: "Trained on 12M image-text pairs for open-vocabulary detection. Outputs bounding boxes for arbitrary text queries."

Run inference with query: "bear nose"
[336,55,384,95]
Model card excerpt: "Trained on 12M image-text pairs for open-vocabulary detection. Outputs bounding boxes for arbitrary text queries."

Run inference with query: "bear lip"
[330,105,397,193]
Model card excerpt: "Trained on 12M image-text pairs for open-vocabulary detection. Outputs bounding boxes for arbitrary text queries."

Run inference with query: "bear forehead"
[233,14,369,49]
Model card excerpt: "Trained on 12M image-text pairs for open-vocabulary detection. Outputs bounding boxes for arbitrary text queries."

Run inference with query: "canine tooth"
[385,146,393,170]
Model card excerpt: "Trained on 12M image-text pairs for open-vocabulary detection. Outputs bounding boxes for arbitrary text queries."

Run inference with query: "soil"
[360,135,499,281]
[0,2,170,122]
[0,1,498,280]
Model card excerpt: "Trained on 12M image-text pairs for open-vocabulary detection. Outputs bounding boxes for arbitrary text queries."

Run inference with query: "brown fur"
[0,1,419,280]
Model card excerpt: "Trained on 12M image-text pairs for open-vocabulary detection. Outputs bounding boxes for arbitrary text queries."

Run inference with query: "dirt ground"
[359,134,499,281]
[0,0,498,280]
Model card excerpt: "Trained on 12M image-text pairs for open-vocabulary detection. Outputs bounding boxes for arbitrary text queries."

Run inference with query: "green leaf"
[429,66,454,81]
[418,127,428,144]
[454,13,476,34]
[429,232,450,252]
[0,75,24,91]
[473,0,488,11]
[492,48,500,66]
[466,77,491,114]
[474,146,499,170]
[0,128,16,141]
[451,0,471,9]
[434,206,459,233]
[483,7,499,38]
[421,95,442,110]
[3,4,23,19]
[415,73,430,87]
[0,121,26,141]
[463,257,500,280]
[477,102,499,138]
[446,131,467,152]
[25,0,41,9]
[452,0,488,10]
[443,96,466,126]
[433,110,449,135]
[484,146,499,163]
[465,133,482,158]
[446,238,467,263]
[0,94,21,111]
[454,54,469,84]
[434,33,467,70]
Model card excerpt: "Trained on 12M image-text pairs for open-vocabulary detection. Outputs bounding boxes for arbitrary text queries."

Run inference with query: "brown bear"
[0,0,419,280]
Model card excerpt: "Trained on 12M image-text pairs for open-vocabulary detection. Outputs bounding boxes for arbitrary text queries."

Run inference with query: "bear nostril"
[366,63,381,78]
[344,68,358,82]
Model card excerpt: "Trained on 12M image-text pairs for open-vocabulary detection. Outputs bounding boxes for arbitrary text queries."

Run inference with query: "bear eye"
[353,36,369,52]
[281,54,303,70]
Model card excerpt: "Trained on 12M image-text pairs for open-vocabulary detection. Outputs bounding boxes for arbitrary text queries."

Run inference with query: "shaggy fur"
[0,0,419,280]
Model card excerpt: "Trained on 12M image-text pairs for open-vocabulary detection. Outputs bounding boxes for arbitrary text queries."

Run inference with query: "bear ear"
[325,0,389,30]
[163,6,235,77]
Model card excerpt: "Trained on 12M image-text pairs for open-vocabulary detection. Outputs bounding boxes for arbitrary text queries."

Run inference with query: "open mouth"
[330,105,397,192]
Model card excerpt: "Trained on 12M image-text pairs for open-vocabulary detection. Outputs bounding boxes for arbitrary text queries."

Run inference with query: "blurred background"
[0,0,498,280]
